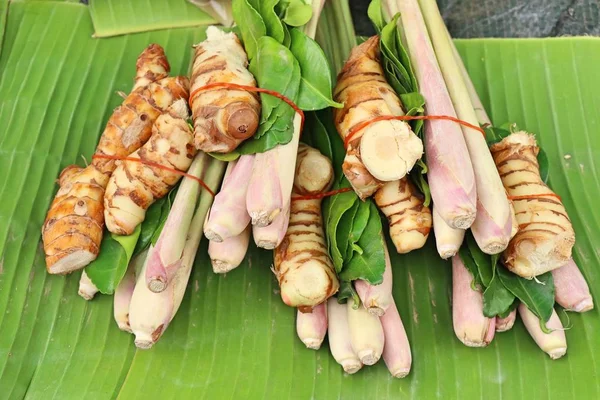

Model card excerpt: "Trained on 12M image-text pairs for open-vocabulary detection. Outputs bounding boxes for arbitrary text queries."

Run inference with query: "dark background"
[350,0,600,37]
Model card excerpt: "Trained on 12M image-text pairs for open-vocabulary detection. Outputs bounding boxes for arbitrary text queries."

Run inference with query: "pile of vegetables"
[39,0,593,379]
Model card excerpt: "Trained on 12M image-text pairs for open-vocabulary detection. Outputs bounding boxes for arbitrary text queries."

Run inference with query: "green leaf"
[282,1,312,26]
[232,0,267,59]
[538,147,550,184]
[347,200,371,259]
[239,36,301,154]
[497,266,555,322]
[498,299,519,318]
[483,276,516,317]
[289,28,342,110]
[339,202,386,284]
[484,126,512,146]
[134,197,167,256]
[337,281,361,306]
[458,245,483,289]
[88,0,216,37]
[466,232,494,287]
[324,187,359,273]
[335,201,359,269]
[259,0,286,43]
[209,151,241,162]
[302,112,334,161]
[85,225,141,294]
[367,0,385,33]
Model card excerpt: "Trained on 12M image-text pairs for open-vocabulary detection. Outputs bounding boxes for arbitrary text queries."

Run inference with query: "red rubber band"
[343,114,486,149]
[291,187,353,201]
[189,82,305,134]
[92,154,215,196]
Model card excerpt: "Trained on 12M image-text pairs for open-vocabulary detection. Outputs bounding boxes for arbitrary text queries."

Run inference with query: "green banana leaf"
[88,0,217,37]
[0,1,599,399]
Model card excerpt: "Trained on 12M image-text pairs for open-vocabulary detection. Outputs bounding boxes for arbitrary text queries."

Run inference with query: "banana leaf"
[88,0,217,37]
[0,1,599,399]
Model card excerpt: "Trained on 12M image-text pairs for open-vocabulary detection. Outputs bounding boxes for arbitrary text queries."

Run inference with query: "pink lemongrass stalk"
[495,309,517,332]
[392,0,477,230]
[418,0,511,254]
[327,298,363,374]
[209,226,251,274]
[519,304,567,360]
[355,240,393,316]
[246,150,284,227]
[296,302,328,350]
[114,251,146,333]
[347,297,385,365]
[78,270,99,300]
[145,153,213,292]
[380,298,412,378]
[204,155,253,242]
[130,159,224,349]
[432,207,465,259]
[452,255,496,346]
[252,202,290,249]
[552,258,594,312]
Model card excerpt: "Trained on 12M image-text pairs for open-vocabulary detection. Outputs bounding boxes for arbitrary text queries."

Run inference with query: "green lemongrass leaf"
[209,151,241,162]
[86,225,141,294]
[337,281,361,307]
[239,36,301,154]
[283,1,312,26]
[497,266,555,322]
[367,0,385,33]
[339,202,386,284]
[232,0,266,59]
[289,28,342,110]
[260,0,285,43]
[483,275,516,317]
[466,232,494,287]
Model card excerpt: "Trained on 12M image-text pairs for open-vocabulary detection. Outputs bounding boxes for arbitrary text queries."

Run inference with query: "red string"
[508,193,562,202]
[92,154,215,196]
[291,187,353,201]
[343,114,486,149]
[189,82,305,133]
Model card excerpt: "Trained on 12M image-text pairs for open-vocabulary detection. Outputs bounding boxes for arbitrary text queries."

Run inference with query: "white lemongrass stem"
[145,153,212,292]
[495,309,517,332]
[552,258,594,312]
[246,114,301,227]
[204,155,253,241]
[354,240,393,316]
[380,298,412,378]
[296,302,328,350]
[209,226,251,274]
[327,298,363,374]
[452,255,496,347]
[392,0,477,230]
[130,159,225,349]
[114,251,147,333]
[347,298,385,365]
[302,0,326,39]
[252,202,290,249]
[78,270,99,300]
[519,305,567,360]
[418,0,512,254]
[433,207,465,259]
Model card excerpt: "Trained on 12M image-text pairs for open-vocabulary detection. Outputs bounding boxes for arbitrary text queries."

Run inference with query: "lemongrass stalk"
[380,298,411,378]
[130,159,225,349]
[302,0,326,39]
[347,297,385,365]
[78,270,99,300]
[354,240,393,316]
[296,302,328,350]
[391,0,477,230]
[452,255,495,346]
[495,309,517,332]
[552,258,594,312]
[114,250,147,333]
[204,155,253,242]
[316,0,356,75]
[519,305,567,360]
[327,298,363,374]
[417,0,512,254]
[433,207,465,259]
[209,226,251,274]
[145,153,212,292]
[187,0,233,27]
[252,202,290,249]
